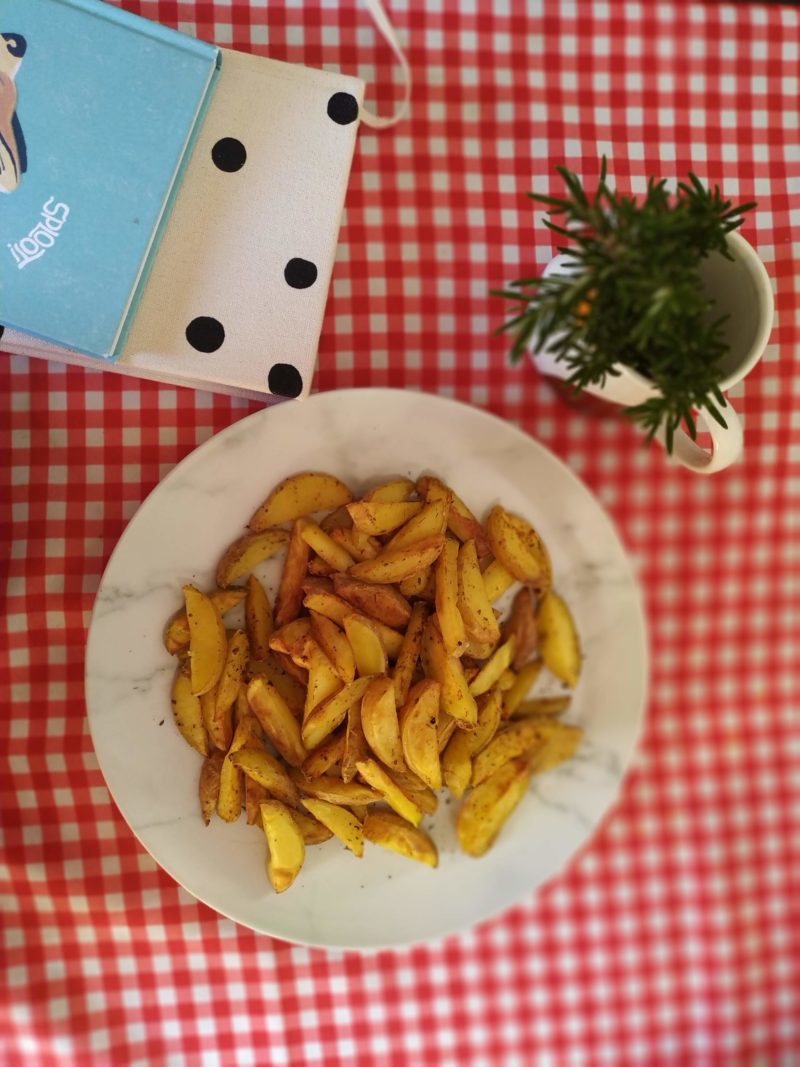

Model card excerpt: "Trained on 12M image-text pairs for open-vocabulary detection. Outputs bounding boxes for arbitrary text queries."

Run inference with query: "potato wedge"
[171,666,210,756]
[486,506,552,586]
[230,748,301,806]
[301,676,375,751]
[303,642,342,719]
[269,618,312,659]
[164,588,246,656]
[293,772,381,806]
[469,636,517,696]
[421,615,477,727]
[200,686,232,753]
[355,759,423,827]
[472,688,504,754]
[471,718,580,786]
[300,798,364,857]
[502,661,542,718]
[537,591,581,688]
[363,812,438,868]
[330,526,381,561]
[257,651,306,718]
[319,506,352,533]
[503,586,539,669]
[392,602,426,706]
[441,730,472,798]
[342,696,371,784]
[218,717,253,822]
[435,538,467,656]
[199,751,224,825]
[332,573,412,629]
[184,585,227,696]
[297,517,355,572]
[386,499,450,551]
[343,614,387,677]
[245,777,269,826]
[245,576,273,660]
[349,537,444,584]
[215,528,290,587]
[398,565,433,600]
[274,522,310,628]
[271,650,308,688]
[481,559,516,603]
[304,592,404,659]
[347,500,423,536]
[300,729,346,778]
[361,676,404,772]
[292,809,335,845]
[216,629,249,719]
[457,539,502,647]
[260,800,305,892]
[399,679,442,790]
[457,756,536,857]
[308,556,335,577]
[529,721,583,772]
[249,472,353,531]
[513,696,571,719]
[437,710,458,752]
[362,477,416,503]
[417,475,491,557]
[309,612,356,684]
[391,775,438,816]
[246,676,307,767]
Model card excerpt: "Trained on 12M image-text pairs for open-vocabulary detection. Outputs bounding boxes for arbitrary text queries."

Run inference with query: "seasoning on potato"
[160,469,584,892]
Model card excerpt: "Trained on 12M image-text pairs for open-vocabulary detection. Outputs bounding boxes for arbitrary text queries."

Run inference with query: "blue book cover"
[0,0,219,359]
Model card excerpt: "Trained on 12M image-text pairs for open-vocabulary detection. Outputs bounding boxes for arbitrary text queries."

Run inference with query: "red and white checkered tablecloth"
[2,0,799,1063]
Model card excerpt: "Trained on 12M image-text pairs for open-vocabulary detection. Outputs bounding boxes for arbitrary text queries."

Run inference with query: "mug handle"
[658,399,743,474]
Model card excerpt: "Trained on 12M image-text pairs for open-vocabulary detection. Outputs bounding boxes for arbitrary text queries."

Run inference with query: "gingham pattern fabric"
[2,1,799,1064]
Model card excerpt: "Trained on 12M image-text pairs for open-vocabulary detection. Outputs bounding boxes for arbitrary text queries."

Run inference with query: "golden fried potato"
[441,729,472,799]
[392,601,426,706]
[417,475,491,557]
[363,811,438,868]
[469,635,517,696]
[218,717,254,822]
[300,729,345,779]
[200,686,232,753]
[503,586,539,670]
[183,585,227,696]
[301,675,375,751]
[457,756,536,857]
[245,777,269,826]
[421,615,477,727]
[199,751,224,825]
[347,500,423,536]
[355,759,423,827]
[171,666,210,756]
[303,592,404,660]
[471,688,503,754]
[297,517,355,572]
[502,661,542,718]
[246,676,307,767]
[386,499,450,551]
[486,506,552,586]
[303,642,342,719]
[343,614,387,677]
[230,747,301,806]
[319,506,352,533]
[341,695,371,784]
[481,559,516,603]
[471,718,582,786]
[216,629,249,720]
[330,526,381,562]
[260,800,305,892]
[349,537,444,584]
[436,710,458,752]
[292,772,381,806]
[513,696,571,719]
[274,522,310,628]
[164,588,246,656]
[399,679,442,790]
[249,472,353,531]
[244,575,273,660]
[435,538,467,656]
[332,573,412,629]
[215,528,290,588]
[457,539,502,647]
[537,591,581,688]
[398,565,433,600]
[255,651,306,718]
[362,477,416,503]
[292,809,335,845]
[300,798,364,857]
[309,611,355,685]
[269,618,312,659]
[361,676,404,772]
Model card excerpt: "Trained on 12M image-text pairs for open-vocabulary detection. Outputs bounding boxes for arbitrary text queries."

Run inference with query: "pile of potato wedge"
[164,471,583,894]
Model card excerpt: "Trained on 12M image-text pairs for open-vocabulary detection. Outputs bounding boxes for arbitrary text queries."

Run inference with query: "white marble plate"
[86,388,648,950]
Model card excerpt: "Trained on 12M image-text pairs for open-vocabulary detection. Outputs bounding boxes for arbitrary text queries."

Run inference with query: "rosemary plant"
[495,161,756,451]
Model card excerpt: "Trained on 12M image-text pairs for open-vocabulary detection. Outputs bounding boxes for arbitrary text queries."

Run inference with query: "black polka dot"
[327,92,358,125]
[212,137,247,172]
[186,316,225,353]
[284,258,318,289]
[0,325,5,342]
[268,363,303,398]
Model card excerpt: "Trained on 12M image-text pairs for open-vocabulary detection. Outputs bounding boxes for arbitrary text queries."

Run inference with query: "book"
[0,0,220,359]
[0,47,365,401]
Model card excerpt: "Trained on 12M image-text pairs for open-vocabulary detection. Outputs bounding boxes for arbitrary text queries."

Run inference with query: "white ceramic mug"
[531,231,774,473]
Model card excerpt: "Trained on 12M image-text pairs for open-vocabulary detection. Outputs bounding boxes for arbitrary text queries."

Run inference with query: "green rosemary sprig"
[494,160,756,451]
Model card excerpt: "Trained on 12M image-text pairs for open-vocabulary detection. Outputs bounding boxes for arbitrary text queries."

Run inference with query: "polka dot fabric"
[1,1,799,1064]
